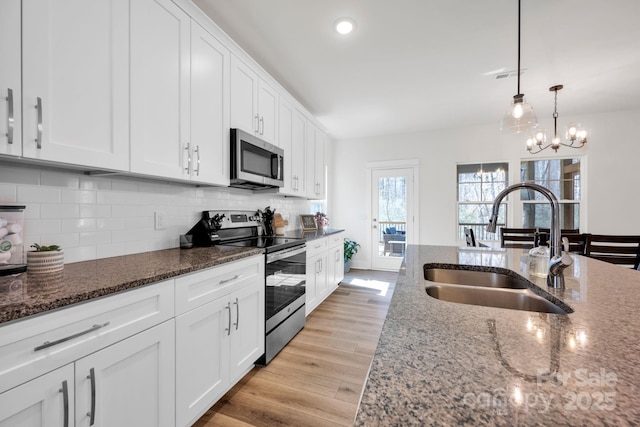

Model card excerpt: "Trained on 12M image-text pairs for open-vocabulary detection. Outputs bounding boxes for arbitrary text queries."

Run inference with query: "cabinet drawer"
[0,280,174,394]
[306,237,328,257]
[328,232,344,249]
[175,255,264,315]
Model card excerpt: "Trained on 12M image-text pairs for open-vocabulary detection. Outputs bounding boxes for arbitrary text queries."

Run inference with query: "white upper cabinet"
[230,55,278,145]
[131,1,230,185]
[189,20,230,186]
[278,98,307,196]
[21,0,130,170]
[0,0,21,158]
[130,0,191,180]
[306,122,326,199]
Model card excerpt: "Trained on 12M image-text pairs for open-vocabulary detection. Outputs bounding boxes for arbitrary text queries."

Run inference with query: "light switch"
[154,211,166,230]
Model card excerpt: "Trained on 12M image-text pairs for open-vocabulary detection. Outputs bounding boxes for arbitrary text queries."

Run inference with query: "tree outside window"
[457,162,509,242]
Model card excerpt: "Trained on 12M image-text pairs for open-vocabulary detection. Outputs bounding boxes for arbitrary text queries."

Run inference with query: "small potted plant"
[27,244,64,274]
[314,212,329,229]
[344,238,360,273]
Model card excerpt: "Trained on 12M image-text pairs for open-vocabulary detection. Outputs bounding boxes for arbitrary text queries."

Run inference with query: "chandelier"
[500,0,537,134]
[525,85,588,154]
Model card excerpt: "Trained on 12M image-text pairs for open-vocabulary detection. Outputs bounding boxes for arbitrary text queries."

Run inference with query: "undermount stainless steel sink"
[424,267,528,289]
[423,264,573,314]
[425,284,570,314]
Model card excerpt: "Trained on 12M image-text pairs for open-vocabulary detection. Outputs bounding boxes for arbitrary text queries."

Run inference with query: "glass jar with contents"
[0,205,27,275]
[528,231,550,278]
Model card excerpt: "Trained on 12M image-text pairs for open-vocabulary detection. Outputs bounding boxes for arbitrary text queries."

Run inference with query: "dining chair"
[583,234,640,268]
[464,227,476,247]
[500,228,537,249]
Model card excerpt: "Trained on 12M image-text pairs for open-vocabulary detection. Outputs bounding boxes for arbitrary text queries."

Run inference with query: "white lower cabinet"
[74,320,175,427]
[0,363,74,427]
[327,232,345,291]
[305,233,344,316]
[0,320,175,427]
[175,255,264,427]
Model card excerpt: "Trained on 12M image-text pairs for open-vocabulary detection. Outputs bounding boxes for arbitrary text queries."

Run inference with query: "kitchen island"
[356,245,640,426]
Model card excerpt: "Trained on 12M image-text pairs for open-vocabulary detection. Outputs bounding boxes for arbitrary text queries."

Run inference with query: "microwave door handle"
[277,155,282,180]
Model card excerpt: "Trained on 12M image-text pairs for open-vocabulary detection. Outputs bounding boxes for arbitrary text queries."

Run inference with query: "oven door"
[265,244,306,332]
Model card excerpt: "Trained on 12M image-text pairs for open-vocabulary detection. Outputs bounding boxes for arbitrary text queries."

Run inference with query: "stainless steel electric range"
[187,210,306,365]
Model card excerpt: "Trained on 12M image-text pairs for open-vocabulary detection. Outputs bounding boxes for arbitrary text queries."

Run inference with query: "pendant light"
[525,85,588,154]
[500,0,537,134]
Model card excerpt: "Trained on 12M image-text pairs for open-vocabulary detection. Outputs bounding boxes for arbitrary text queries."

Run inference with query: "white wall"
[330,108,640,269]
[0,162,315,263]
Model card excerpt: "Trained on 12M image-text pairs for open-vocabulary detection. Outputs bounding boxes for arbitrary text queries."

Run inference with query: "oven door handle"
[266,245,306,263]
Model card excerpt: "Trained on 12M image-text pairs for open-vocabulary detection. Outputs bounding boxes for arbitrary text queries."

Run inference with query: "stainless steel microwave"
[230,128,284,189]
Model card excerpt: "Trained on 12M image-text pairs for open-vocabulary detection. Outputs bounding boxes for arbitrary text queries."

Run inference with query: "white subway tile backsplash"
[79,231,112,246]
[41,171,80,189]
[2,163,317,263]
[0,184,17,202]
[0,164,40,185]
[18,186,61,203]
[41,203,80,219]
[61,218,97,233]
[23,219,61,235]
[61,189,97,204]
[80,204,112,219]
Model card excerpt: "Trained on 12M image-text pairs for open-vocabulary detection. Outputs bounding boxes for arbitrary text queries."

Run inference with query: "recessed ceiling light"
[334,18,355,35]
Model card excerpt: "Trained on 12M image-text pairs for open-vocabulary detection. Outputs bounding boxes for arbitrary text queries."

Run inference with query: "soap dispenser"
[528,231,550,278]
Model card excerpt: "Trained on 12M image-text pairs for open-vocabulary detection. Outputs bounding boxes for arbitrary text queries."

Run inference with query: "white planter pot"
[27,250,64,274]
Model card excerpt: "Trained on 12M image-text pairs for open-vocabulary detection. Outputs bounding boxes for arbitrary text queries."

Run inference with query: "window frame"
[456,162,509,243]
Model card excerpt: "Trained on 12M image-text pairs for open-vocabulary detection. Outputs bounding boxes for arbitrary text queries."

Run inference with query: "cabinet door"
[0,0,21,157]
[257,79,278,144]
[190,21,230,186]
[230,56,258,135]
[75,320,175,427]
[305,123,317,198]
[328,243,345,288]
[314,130,326,199]
[0,364,74,427]
[306,252,323,316]
[292,109,307,195]
[22,0,129,170]
[278,99,296,195]
[229,282,265,383]
[175,297,230,427]
[130,0,190,180]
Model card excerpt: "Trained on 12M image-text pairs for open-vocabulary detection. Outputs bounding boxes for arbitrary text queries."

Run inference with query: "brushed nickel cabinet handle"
[184,143,191,173]
[225,302,231,336]
[87,368,96,426]
[34,322,110,351]
[5,88,13,144]
[259,116,264,135]
[59,380,69,427]
[35,97,42,149]
[233,297,239,330]
[254,114,259,133]
[194,145,200,176]
[219,274,239,285]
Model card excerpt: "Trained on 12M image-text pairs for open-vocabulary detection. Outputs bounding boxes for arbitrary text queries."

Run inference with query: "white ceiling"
[193,0,640,140]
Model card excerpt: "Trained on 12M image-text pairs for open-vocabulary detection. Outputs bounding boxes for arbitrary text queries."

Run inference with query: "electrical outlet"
[154,211,166,230]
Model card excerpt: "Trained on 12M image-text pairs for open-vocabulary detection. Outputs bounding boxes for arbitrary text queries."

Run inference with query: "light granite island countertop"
[356,245,640,426]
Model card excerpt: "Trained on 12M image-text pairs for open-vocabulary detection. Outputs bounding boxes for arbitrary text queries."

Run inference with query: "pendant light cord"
[517,0,521,95]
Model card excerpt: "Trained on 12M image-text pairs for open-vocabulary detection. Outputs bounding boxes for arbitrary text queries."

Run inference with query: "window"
[519,158,581,230]
[457,162,508,242]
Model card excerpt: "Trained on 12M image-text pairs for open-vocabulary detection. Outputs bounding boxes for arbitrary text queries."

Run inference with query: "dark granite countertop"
[356,245,640,426]
[284,228,344,241]
[0,246,263,325]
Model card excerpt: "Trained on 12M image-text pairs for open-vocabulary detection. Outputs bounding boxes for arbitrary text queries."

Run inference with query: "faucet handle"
[562,237,569,253]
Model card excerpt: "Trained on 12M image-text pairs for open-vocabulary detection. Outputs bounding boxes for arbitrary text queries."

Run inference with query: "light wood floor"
[193,269,398,427]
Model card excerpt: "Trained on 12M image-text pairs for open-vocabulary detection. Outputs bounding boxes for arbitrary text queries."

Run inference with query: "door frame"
[366,159,420,270]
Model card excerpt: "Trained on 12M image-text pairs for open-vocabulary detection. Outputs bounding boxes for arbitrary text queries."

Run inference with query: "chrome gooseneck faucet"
[486,182,573,289]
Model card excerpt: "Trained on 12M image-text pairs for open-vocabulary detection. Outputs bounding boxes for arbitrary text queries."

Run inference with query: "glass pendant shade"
[500,95,538,134]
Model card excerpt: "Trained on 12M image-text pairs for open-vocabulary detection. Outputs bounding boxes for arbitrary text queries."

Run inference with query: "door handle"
[184,143,191,174]
[233,297,239,330]
[87,368,96,426]
[194,145,200,176]
[5,88,13,144]
[225,302,231,336]
[59,380,69,427]
[35,97,43,149]
[259,116,264,135]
